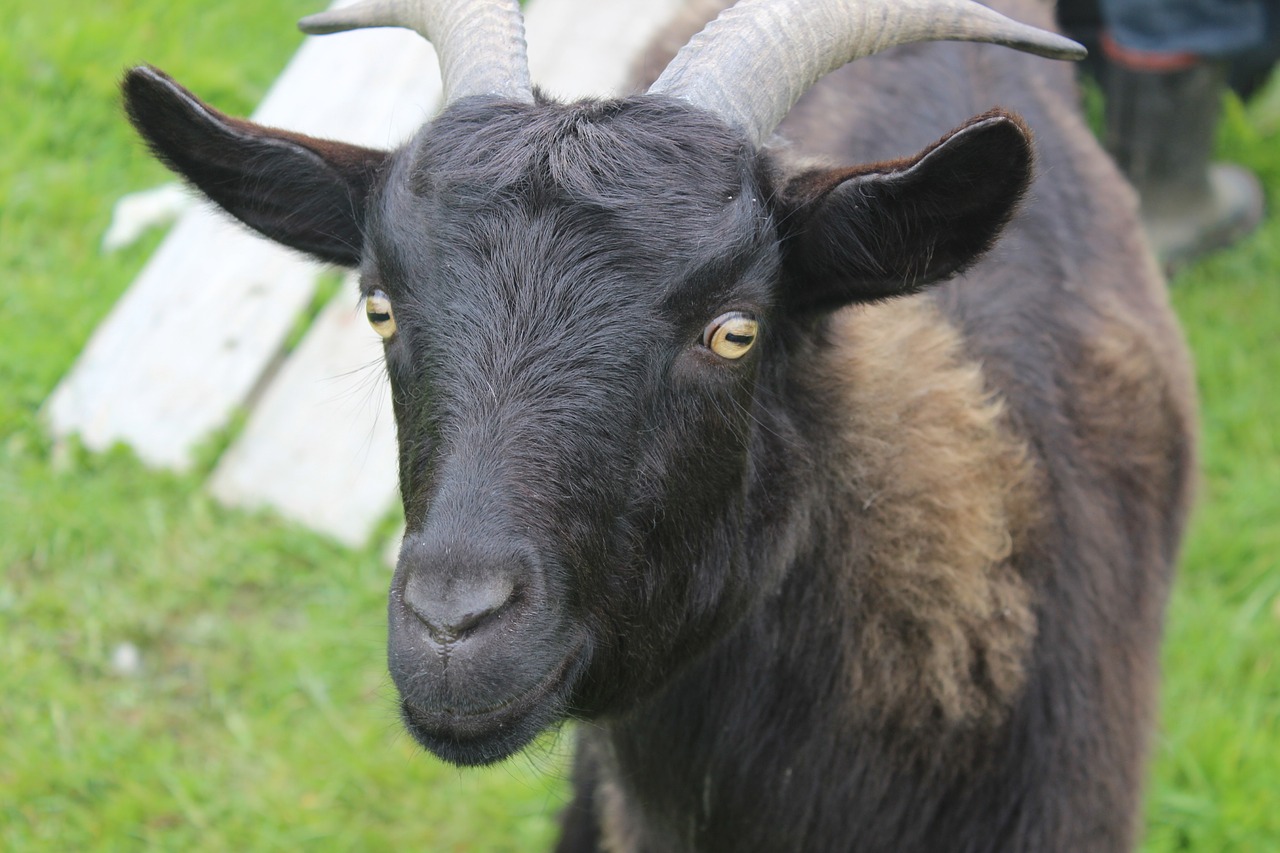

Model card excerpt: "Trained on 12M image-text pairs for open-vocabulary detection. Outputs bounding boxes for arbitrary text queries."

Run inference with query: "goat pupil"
[725,332,753,344]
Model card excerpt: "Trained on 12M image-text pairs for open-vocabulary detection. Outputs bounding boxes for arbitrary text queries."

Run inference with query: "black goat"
[123,0,1196,849]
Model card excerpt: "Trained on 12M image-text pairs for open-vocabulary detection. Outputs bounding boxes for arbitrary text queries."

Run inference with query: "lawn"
[2,1,1276,850]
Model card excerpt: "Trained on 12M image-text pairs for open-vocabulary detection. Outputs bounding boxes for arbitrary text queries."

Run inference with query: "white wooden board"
[44,209,322,469]
[209,279,399,547]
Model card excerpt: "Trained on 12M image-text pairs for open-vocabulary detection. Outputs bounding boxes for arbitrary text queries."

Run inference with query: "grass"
[2,2,1277,850]
[1141,93,1280,849]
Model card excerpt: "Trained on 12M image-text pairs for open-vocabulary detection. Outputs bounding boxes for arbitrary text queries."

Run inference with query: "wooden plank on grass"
[209,278,399,547]
[43,9,439,470]
[43,211,320,470]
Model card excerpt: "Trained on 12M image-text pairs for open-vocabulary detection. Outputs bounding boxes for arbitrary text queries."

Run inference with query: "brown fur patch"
[815,296,1043,728]
[1070,286,1198,567]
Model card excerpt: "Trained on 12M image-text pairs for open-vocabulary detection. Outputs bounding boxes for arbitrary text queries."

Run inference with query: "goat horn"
[299,0,533,105]
[649,0,1086,145]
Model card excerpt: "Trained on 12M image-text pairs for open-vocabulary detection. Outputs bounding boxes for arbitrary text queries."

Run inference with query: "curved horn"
[299,0,533,104]
[649,0,1086,145]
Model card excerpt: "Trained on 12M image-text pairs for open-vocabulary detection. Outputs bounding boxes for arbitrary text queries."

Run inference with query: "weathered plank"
[44,10,439,469]
[44,211,321,469]
[209,277,399,547]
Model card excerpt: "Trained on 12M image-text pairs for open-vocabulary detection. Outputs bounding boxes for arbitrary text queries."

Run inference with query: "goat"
[122,0,1196,849]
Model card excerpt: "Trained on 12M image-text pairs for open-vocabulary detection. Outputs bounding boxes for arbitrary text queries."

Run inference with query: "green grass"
[1142,94,1280,851]
[2,3,1277,850]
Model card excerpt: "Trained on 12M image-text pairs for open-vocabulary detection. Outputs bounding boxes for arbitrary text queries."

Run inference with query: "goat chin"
[388,609,590,766]
[396,644,584,767]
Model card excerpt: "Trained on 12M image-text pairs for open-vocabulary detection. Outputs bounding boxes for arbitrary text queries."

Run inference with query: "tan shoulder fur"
[814,296,1044,728]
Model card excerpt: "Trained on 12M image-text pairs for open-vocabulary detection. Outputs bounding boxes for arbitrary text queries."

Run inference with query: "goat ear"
[778,110,1032,313]
[122,65,388,267]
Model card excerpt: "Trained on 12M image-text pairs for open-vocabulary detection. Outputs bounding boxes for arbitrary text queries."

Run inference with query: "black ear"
[778,110,1033,313]
[123,65,389,267]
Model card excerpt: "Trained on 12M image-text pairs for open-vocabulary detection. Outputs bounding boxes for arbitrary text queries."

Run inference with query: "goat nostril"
[403,574,517,643]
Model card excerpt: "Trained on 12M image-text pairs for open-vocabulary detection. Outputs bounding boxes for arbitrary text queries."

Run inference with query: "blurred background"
[2,0,1277,849]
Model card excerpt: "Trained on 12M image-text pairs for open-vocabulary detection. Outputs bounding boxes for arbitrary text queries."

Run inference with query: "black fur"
[779,111,1034,311]
[122,1,1194,848]
[123,66,385,266]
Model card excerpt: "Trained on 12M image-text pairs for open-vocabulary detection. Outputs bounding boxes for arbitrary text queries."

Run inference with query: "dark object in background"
[1104,54,1264,271]
[1058,0,1271,272]
[1058,0,1280,99]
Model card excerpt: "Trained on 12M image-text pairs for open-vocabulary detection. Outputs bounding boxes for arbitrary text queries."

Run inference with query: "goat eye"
[366,290,396,339]
[703,312,759,360]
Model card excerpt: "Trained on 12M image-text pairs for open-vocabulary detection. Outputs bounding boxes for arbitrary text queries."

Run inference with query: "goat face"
[125,53,1034,764]
[374,97,782,764]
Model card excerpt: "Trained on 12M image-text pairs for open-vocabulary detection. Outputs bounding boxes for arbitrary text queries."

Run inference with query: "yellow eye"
[703,312,759,360]
[366,289,396,339]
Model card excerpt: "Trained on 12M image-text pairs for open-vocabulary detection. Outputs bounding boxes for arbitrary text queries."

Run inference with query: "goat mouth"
[398,639,586,766]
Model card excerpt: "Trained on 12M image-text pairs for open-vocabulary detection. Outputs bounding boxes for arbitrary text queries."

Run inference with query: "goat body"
[123,0,1195,850]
